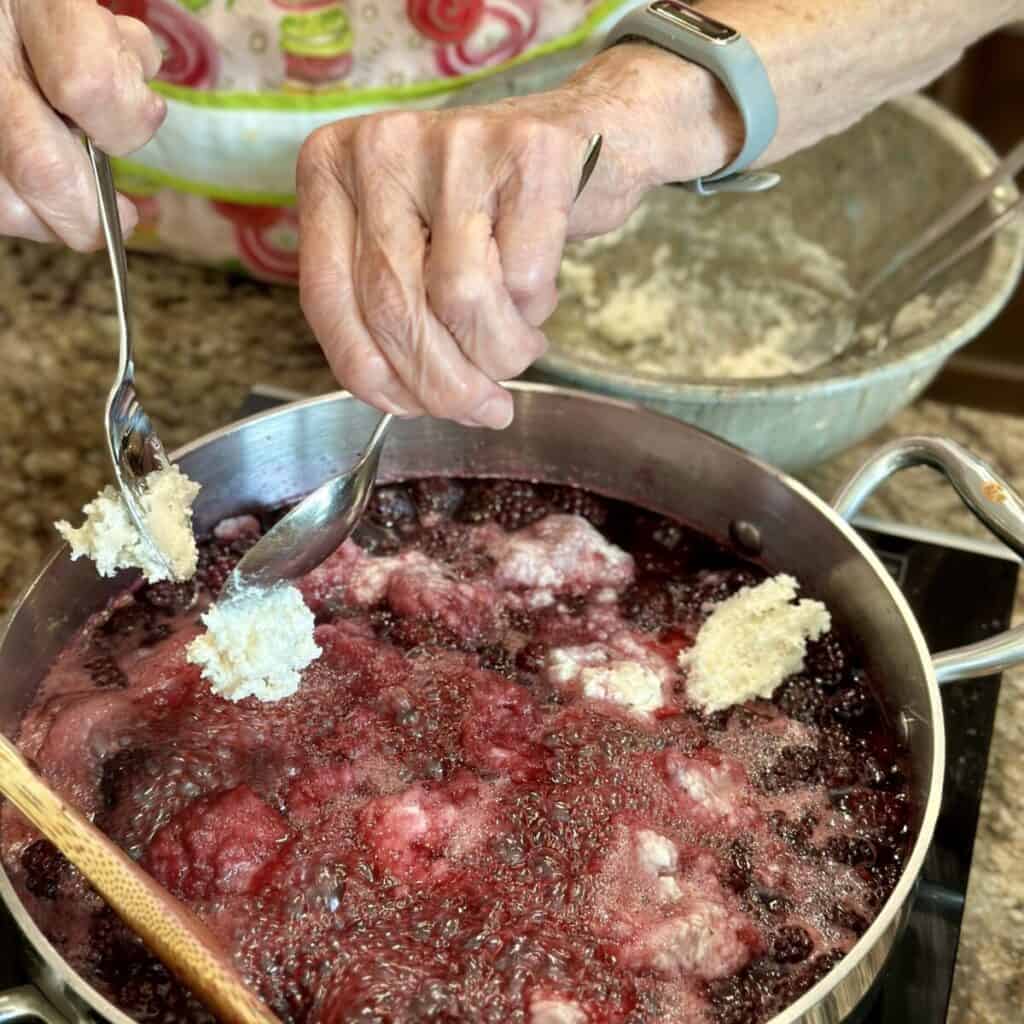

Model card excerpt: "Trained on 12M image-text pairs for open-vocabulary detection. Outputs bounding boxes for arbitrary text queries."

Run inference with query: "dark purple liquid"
[2,479,912,1024]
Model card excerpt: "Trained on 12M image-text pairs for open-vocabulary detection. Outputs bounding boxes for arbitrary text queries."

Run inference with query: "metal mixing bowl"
[527,94,1023,470]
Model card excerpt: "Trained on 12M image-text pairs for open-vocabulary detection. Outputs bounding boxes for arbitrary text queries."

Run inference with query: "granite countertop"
[1,236,1021,1020]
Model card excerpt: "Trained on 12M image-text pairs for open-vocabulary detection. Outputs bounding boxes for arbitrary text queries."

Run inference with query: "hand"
[296,47,706,429]
[0,0,166,250]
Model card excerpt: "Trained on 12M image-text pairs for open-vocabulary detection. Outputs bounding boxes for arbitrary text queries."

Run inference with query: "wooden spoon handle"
[0,733,279,1024]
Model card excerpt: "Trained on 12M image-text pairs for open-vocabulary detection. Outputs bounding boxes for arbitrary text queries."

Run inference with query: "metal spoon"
[229,135,604,593]
[87,139,176,577]
[795,135,1024,367]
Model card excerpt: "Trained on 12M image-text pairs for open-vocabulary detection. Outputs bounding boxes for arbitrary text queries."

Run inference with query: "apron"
[101,0,631,281]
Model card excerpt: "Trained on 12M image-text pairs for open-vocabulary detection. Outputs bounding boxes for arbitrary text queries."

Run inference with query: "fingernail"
[468,393,514,430]
[369,393,414,417]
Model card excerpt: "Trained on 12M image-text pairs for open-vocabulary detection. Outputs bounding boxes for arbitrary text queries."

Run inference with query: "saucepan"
[1,384,1023,1024]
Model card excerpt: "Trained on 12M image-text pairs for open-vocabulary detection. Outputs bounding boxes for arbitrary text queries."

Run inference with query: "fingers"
[350,177,513,428]
[0,176,58,244]
[15,0,166,156]
[0,76,138,251]
[297,112,589,429]
[300,121,513,429]
[492,129,580,327]
[114,15,164,81]
[297,128,426,418]
[425,207,547,382]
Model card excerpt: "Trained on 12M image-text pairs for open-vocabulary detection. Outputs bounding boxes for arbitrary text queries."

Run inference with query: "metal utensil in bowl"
[228,136,604,593]
[1,384,1023,1024]
[85,140,175,577]
[791,136,1024,366]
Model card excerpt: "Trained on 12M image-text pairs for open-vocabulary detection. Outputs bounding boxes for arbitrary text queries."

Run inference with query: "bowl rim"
[538,92,1024,398]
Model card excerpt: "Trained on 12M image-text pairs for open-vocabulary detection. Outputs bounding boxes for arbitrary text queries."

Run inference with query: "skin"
[1,1,1022,425]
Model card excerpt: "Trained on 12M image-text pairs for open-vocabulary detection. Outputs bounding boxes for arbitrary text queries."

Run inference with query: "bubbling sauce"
[1,479,912,1024]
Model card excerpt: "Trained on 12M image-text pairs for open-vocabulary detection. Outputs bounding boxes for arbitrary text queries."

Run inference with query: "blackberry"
[515,642,547,675]
[195,540,238,596]
[90,908,213,1023]
[21,839,69,900]
[411,478,465,521]
[351,521,401,555]
[368,484,417,527]
[95,601,156,647]
[458,480,549,531]
[723,838,753,894]
[142,623,172,647]
[818,725,861,787]
[824,835,876,866]
[479,645,516,678]
[139,581,197,614]
[84,652,128,689]
[419,524,469,563]
[827,685,874,725]
[100,747,149,811]
[707,971,764,1024]
[802,949,844,986]
[544,485,608,527]
[651,519,683,550]
[770,925,812,964]
[750,889,793,916]
[759,745,819,792]
[774,676,826,725]
[801,634,848,690]
[828,903,869,936]
[620,581,673,633]
[389,616,465,653]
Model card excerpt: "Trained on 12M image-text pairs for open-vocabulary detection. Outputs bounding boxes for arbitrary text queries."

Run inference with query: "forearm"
[567,0,1024,188]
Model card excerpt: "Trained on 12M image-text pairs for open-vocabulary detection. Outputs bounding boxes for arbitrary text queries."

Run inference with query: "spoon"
[229,134,605,594]
[86,139,177,578]
[796,135,1024,367]
[0,733,279,1024]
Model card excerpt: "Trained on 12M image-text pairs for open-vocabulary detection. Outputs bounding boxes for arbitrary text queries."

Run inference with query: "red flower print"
[436,0,538,77]
[407,0,486,45]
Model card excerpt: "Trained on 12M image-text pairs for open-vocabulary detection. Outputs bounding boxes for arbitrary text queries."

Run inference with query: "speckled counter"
[0,236,1020,1021]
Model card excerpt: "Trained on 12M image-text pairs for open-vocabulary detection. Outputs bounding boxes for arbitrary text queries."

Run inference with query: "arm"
[295,0,1021,427]
[568,0,1024,194]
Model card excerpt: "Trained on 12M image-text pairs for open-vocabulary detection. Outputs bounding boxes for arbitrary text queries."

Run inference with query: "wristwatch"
[602,0,780,196]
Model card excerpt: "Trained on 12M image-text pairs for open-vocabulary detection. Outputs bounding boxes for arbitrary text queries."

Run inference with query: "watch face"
[648,0,738,43]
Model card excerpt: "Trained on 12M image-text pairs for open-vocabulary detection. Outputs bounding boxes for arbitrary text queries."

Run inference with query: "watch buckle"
[677,171,782,196]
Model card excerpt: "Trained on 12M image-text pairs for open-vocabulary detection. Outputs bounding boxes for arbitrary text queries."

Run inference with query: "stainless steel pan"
[2,384,1023,1024]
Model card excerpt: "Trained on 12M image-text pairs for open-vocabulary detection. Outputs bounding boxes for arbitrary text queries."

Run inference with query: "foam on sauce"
[4,479,912,1024]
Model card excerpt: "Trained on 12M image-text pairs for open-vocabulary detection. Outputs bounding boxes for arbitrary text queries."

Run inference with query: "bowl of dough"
[527,92,1023,471]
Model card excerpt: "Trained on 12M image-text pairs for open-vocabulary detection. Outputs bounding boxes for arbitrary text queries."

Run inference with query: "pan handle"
[0,986,69,1024]
[833,435,1024,685]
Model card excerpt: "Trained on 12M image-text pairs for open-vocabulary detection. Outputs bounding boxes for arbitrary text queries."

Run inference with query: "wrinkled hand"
[0,0,165,249]
[297,81,650,429]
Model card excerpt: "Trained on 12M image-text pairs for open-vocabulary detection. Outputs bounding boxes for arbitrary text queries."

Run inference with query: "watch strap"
[603,2,779,196]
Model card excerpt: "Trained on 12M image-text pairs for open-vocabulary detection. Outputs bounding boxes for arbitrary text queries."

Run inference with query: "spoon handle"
[85,140,134,386]
[0,733,279,1024]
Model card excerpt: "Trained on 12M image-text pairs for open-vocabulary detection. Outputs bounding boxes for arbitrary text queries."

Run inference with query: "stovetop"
[0,390,1019,1022]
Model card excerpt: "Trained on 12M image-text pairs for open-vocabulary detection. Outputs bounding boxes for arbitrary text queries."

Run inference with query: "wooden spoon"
[0,733,279,1024]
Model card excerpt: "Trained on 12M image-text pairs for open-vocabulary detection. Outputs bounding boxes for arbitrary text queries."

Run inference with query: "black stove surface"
[851,527,1017,1023]
[0,392,1018,1023]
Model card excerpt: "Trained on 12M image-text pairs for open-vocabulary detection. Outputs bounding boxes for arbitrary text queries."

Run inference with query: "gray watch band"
[602,0,780,196]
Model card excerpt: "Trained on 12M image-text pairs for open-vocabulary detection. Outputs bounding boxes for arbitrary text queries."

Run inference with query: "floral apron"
[100,0,633,281]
